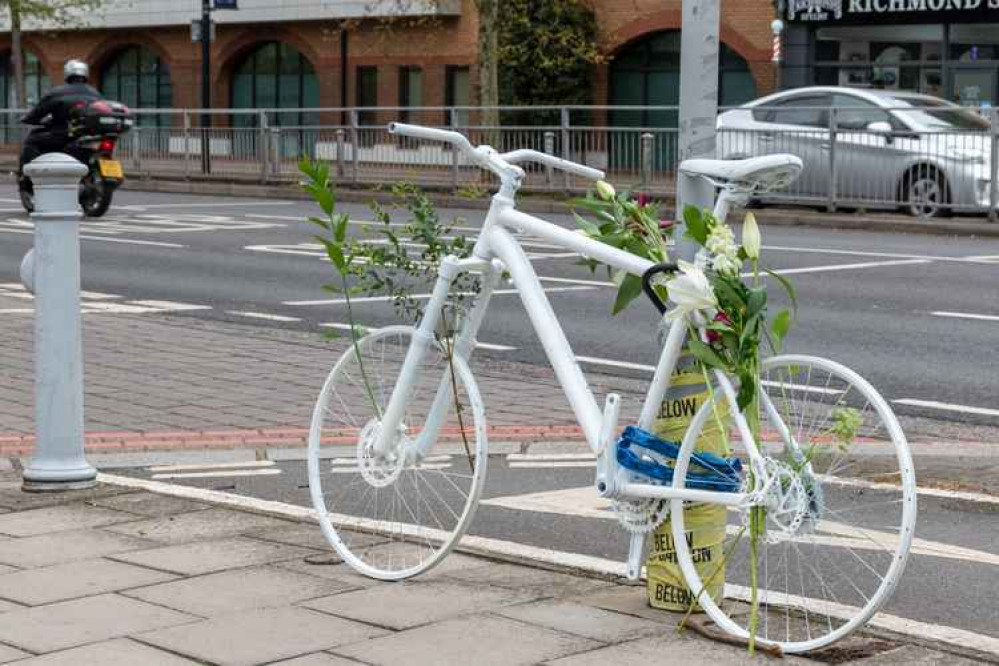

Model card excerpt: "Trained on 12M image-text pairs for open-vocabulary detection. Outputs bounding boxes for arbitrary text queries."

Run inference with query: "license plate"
[98,159,123,179]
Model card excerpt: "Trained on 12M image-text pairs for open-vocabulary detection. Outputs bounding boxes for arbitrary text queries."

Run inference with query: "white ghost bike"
[308,123,916,654]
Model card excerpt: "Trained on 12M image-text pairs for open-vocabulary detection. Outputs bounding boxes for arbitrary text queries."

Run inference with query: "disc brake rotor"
[356,419,406,488]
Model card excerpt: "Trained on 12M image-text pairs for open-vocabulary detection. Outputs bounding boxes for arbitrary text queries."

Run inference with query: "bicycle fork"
[372,255,503,461]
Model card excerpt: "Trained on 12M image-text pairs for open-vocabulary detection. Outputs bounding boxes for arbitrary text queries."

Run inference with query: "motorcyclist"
[19,59,102,168]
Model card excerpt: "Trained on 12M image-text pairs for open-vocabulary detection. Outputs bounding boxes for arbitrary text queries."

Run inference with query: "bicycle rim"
[670,355,916,653]
[307,326,488,580]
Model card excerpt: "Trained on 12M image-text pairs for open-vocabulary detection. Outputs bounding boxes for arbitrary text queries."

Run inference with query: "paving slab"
[858,645,985,665]
[9,637,202,665]
[568,585,685,626]
[125,565,355,616]
[0,557,177,605]
[245,523,386,552]
[334,614,602,666]
[272,655,368,666]
[0,598,25,613]
[103,507,294,543]
[444,562,615,599]
[304,580,538,630]
[109,536,317,575]
[0,564,17,575]
[0,504,137,537]
[0,642,30,662]
[495,600,664,644]
[0,484,132,512]
[0,529,158,568]
[541,632,810,665]
[90,492,210,517]
[137,607,388,666]
[0,592,196,653]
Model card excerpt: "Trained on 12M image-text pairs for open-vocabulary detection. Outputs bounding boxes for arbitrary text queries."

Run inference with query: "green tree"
[0,0,106,108]
[498,0,601,110]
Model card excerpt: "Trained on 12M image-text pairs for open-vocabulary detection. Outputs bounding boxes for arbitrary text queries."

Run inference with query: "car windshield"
[888,96,991,132]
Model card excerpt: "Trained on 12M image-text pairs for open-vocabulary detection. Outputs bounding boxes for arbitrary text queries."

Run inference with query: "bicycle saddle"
[679,154,803,193]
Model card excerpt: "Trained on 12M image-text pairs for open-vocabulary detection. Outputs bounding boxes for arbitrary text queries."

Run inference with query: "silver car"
[717,87,994,218]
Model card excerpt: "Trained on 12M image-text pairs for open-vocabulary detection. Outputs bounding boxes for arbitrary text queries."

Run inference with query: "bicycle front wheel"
[670,355,916,653]
[307,326,487,580]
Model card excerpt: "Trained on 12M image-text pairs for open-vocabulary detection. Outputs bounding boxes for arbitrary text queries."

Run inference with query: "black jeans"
[20,128,70,171]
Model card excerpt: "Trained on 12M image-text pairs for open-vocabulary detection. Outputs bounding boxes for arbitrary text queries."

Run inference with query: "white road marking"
[507,453,595,461]
[127,300,212,312]
[765,245,999,265]
[318,323,516,351]
[246,213,484,234]
[226,311,302,323]
[930,311,999,323]
[825,476,999,506]
[539,276,615,288]
[0,309,33,314]
[760,258,931,277]
[148,460,277,473]
[151,468,283,480]
[118,201,290,210]
[893,399,999,418]
[0,226,186,247]
[509,461,596,469]
[576,356,656,373]
[286,286,595,306]
[99,473,999,658]
[328,463,452,473]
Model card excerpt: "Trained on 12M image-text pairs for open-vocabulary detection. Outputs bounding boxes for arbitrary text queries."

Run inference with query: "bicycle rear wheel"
[307,326,487,580]
[670,355,916,653]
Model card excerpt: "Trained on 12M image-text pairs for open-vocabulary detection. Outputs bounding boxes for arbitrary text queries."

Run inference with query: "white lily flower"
[711,253,741,277]
[665,259,717,321]
[742,212,761,260]
[595,180,616,201]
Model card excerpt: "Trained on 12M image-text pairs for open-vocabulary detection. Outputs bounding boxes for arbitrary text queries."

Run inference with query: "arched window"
[0,50,50,108]
[231,42,319,157]
[231,42,319,126]
[609,30,758,169]
[100,45,172,126]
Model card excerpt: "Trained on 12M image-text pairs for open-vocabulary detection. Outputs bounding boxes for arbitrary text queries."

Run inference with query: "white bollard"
[21,153,97,492]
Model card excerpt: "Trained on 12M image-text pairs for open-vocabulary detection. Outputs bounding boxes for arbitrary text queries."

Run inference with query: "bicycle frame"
[373,186,768,510]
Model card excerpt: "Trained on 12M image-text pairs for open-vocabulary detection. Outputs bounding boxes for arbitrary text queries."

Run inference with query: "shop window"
[101,45,172,127]
[0,50,50,109]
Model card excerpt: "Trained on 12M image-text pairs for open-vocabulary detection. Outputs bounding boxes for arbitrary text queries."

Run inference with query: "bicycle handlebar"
[387,122,603,183]
[500,149,604,181]
[388,122,475,154]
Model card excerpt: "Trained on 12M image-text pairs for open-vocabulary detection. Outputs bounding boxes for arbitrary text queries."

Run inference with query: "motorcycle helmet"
[63,59,89,84]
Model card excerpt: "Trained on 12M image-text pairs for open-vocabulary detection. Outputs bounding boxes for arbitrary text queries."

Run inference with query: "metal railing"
[1,104,996,218]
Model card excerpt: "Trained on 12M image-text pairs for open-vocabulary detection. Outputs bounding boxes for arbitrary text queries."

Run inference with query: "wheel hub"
[356,419,406,487]
[750,459,818,543]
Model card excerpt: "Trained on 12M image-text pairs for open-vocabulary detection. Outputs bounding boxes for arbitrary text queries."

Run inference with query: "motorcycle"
[18,99,134,218]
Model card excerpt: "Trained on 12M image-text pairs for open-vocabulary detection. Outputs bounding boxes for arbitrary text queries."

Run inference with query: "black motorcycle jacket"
[21,82,102,134]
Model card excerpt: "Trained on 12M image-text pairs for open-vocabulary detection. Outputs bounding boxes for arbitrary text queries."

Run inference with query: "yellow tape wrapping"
[647,356,730,612]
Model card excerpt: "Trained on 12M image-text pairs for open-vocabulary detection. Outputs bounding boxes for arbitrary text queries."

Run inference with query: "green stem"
[343,274,381,419]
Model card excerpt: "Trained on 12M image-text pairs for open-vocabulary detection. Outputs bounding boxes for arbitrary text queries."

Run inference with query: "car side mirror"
[867,121,894,143]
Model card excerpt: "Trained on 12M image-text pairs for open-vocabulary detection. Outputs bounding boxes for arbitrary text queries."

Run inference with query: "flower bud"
[595,180,616,201]
[742,212,761,260]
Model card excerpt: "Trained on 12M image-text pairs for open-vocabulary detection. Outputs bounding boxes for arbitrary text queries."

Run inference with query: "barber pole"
[771,19,784,64]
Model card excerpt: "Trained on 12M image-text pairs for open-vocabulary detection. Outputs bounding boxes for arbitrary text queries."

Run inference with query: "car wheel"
[904,167,949,219]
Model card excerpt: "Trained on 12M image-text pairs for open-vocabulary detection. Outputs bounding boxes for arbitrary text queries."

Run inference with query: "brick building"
[0,0,779,121]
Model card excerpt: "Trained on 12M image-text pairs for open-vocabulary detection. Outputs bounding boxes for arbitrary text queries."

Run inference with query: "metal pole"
[675,0,721,260]
[640,132,654,189]
[20,153,96,491]
[450,108,460,189]
[544,130,556,188]
[828,107,838,213]
[561,107,571,193]
[990,106,998,222]
[259,110,269,184]
[335,128,346,179]
[200,0,212,175]
[349,109,360,185]
[183,110,191,180]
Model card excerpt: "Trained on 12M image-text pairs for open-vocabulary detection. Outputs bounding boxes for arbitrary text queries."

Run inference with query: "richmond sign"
[787,0,999,23]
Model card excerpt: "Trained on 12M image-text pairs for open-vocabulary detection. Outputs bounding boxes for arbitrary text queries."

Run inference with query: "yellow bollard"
[646,352,730,612]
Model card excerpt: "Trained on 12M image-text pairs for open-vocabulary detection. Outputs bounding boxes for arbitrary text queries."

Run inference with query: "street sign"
[214,0,237,8]
[190,19,215,42]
